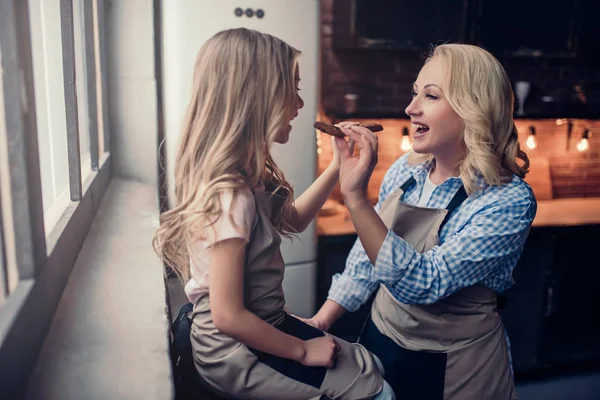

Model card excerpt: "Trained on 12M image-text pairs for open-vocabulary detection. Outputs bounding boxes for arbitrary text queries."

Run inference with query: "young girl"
[153,28,394,400]
[309,44,537,399]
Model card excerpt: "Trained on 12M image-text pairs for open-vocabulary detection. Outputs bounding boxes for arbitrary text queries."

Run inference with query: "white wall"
[106,0,159,186]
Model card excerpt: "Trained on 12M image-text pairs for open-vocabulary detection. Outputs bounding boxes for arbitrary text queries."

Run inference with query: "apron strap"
[399,176,416,195]
[445,185,468,213]
[440,185,468,230]
[397,175,468,230]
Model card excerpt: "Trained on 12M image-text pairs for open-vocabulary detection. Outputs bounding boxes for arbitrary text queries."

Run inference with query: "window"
[73,0,93,181]
[0,0,111,393]
[0,143,18,303]
[29,0,71,235]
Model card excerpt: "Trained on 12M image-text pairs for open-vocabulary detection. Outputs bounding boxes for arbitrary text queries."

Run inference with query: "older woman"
[309,44,537,399]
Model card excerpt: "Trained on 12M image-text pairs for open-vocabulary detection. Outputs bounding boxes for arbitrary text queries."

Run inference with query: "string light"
[400,126,411,152]
[555,118,568,126]
[577,129,591,152]
[316,130,321,155]
[525,126,537,150]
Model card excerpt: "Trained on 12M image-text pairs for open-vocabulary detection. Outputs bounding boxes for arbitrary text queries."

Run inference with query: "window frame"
[0,0,112,397]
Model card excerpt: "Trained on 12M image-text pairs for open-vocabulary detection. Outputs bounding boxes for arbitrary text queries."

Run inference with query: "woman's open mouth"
[413,123,430,138]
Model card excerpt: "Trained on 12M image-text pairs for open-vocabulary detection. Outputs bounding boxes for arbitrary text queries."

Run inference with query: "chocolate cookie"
[314,122,384,138]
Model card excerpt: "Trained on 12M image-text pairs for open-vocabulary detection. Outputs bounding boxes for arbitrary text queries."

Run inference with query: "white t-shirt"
[416,172,438,207]
[184,188,256,304]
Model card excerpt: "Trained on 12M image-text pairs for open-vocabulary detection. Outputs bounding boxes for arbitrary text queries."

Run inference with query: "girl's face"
[275,64,304,144]
[405,57,465,161]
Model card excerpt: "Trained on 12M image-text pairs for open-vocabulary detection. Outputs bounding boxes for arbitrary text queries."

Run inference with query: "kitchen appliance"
[162,1,320,317]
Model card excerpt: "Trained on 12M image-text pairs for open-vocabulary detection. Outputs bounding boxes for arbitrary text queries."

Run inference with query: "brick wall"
[320,0,423,116]
[316,117,600,202]
[318,0,600,200]
[320,0,600,117]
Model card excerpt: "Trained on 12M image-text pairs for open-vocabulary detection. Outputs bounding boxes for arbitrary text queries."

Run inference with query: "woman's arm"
[308,124,383,330]
[371,195,537,304]
[308,198,388,331]
[344,196,388,264]
[310,149,408,330]
[209,237,340,367]
[308,299,347,332]
[331,125,538,307]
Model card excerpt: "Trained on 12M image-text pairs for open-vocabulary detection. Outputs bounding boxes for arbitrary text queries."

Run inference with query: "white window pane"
[0,173,18,298]
[0,224,6,305]
[93,0,105,157]
[73,0,92,181]
[29,0,70,234]
[0,99,19,296]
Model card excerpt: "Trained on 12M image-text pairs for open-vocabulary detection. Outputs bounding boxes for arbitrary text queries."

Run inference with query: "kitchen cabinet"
[472,0,600,60]
[333,0,597,60]
[333,0,474,51]
[499,228,556,372]
[473,0,579,56]
[317,224,600,375]
[575,0,600,63]
[536,225,600,368]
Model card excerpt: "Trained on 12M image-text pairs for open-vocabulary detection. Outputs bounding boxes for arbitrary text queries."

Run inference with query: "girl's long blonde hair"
[409,44,530,194]
[153,28,300,282]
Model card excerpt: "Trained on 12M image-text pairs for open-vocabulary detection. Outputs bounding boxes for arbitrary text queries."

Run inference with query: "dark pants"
[359,318,447,400]
[249,313,328,389]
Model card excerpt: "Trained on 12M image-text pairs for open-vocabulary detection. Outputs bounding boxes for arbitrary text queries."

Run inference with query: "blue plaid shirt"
[328,153,537,312]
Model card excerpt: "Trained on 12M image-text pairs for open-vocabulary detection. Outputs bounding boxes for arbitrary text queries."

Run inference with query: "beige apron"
[366,179,516,399]
[190,186,383,399]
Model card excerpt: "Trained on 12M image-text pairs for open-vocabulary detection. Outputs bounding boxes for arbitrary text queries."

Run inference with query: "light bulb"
[401,135,411,151]
[526,134,537,149]
[400,127,411,152]
[556,118,567,126]
[576,129,591,152]
[525,126,537,150]
[577,138,589,152]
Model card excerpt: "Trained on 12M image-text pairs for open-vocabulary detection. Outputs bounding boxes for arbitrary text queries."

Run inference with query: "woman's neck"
[429,154,463,185]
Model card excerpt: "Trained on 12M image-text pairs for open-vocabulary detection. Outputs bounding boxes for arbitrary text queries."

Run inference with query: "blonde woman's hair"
[409,44,529,194]
[153,28,300,282]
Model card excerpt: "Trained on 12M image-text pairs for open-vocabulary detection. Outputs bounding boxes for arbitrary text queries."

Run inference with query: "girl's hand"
[300,336,341,369]
[328,122,356,172]
[333,124,379,206]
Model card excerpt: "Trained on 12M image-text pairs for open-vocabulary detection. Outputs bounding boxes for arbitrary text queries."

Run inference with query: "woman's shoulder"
[477,174,537,214]
[502,174,535,200]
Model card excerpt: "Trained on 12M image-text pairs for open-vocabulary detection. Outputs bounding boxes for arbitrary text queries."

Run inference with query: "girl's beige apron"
[360,177,516,399]
[190,187,383,399]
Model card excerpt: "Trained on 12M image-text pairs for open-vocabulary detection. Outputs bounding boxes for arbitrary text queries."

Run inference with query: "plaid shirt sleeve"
[374,195,536,304]
[328,153,537,311]
[327,160,403,312]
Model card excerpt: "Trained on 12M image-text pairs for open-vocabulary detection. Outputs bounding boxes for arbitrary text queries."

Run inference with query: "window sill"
[25,178,173,400]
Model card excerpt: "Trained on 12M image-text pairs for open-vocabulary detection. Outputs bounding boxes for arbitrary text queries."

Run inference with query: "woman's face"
[405,57,465,161]
[275,64,304,144]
